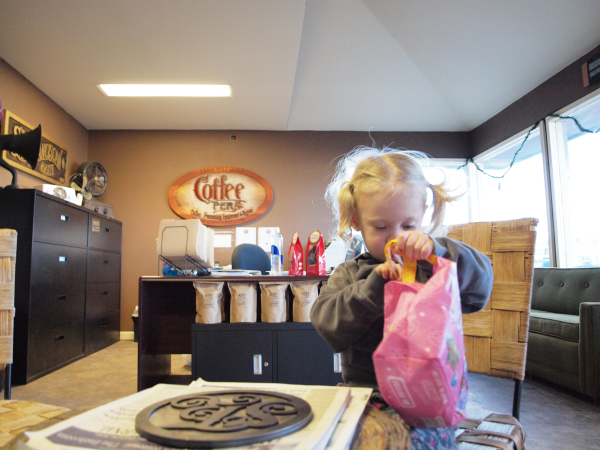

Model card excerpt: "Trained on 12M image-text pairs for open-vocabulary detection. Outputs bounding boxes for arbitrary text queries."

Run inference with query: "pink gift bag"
[372,241,468,429]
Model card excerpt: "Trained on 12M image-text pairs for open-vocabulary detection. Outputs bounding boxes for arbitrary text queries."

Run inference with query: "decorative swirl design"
[136,390,313,448]
[172,393,298,432]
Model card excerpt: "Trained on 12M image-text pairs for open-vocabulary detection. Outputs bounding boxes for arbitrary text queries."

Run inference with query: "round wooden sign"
[135,390,313,448]
[168,167,273,226]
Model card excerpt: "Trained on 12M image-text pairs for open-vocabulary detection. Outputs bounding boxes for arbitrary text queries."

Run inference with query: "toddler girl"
[310,146,493,450]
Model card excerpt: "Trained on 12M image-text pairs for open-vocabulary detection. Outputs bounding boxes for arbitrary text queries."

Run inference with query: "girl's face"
[351,186,426,262]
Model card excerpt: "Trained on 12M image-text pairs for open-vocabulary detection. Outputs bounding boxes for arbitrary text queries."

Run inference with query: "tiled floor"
[9,340,600,449]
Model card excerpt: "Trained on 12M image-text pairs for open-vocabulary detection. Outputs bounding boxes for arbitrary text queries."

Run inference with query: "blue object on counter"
[162,264,179,276]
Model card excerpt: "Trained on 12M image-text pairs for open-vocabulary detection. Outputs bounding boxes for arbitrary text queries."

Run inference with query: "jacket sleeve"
[426,237,493,314]
[310,263,387,352]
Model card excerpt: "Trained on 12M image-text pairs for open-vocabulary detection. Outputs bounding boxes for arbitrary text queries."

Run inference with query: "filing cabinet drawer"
[33,196,88,247]
[31,242,87,287]
[87,250,121,283]
[86,282,120,317]
[89,216,122,252]
[28,322,84,381]
[30,284,85,330]
[85,310,120,356]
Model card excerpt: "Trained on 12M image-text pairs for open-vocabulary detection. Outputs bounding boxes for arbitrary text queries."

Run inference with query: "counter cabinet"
[192,322,343,385]
[138,275,338,390]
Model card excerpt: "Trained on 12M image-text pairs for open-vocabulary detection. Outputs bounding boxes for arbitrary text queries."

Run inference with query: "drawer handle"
[57,295,67,301]
[101,322,108,328]
[253,354,263,375]
[104,228,110,233]
[60,214,69,221]
[58,256,67,262]
[55,335,65,342]
[333,353,342,373]
[103,260,109,265]
[102,291,109,295]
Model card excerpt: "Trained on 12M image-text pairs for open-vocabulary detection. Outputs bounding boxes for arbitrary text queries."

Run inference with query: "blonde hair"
[325,146,460,244]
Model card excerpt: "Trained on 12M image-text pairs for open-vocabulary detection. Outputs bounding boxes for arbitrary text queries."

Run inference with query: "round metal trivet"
[135,390,313,448]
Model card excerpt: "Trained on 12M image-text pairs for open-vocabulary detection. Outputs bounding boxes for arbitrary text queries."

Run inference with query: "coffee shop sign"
[168,167,273,226]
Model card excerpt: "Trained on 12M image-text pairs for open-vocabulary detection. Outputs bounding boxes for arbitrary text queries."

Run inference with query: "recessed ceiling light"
[97,84,232,97]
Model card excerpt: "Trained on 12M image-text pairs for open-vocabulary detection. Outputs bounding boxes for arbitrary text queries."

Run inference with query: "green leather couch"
[526,267,600,400]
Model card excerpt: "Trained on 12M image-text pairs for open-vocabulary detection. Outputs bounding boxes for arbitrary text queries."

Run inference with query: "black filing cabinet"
[85,214,122,355]
[0,189,122,384]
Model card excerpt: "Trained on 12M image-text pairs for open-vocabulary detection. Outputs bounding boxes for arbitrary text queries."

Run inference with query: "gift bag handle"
[384,239,438,283]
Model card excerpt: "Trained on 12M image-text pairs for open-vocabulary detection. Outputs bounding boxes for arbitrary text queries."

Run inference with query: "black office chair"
[231,244,271,275]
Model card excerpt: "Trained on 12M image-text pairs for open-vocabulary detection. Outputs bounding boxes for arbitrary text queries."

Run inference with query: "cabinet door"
[33,195,88,247]
[87,249,121,283]
[193,330,273,383]
[277,329,343,385]
[85,310,120,356]
[86,282,120,317]
[31,242,87,286]
[30,283,86,330]
[89,216,122,252]
[27,321,84,381]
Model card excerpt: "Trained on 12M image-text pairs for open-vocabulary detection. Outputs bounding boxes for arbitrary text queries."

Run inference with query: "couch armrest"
[579,302,600,400]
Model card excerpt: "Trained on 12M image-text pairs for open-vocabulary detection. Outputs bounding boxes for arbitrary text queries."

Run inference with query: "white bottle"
[270,232,283,275]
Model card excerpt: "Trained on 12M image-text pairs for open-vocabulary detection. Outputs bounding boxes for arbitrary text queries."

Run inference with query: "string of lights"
[458,115,600,178]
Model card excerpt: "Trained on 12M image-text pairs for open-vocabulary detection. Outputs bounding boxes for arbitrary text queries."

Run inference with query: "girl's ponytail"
[335,182,356,245]
[427,182,462,235]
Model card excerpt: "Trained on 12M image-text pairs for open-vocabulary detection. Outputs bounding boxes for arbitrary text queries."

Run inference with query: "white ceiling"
[1,0,599,132]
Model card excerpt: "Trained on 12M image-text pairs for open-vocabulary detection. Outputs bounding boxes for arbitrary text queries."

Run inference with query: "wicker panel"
[446,227,463,242]
[462,310,492,337]
[491,282,531,312]
[493,252,525,283]
[491,231,537,252]
[490,369,516,379]
[491,341,527,378]
[519,310,530,343]
[461,222,492,254]
[0,285,13,310]
[0,237,16,258]
[447,218,538,381]
[464,336,491,374]
[492,310,520,342]
[0,230,16,367]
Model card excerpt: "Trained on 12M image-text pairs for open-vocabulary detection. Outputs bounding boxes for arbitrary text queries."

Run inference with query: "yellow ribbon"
[384,239,437,283]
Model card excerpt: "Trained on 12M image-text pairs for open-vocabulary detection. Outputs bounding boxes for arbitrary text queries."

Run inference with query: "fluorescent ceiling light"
[97,84,232,97]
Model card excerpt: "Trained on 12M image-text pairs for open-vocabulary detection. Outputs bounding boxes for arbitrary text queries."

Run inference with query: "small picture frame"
[0,110,68,185]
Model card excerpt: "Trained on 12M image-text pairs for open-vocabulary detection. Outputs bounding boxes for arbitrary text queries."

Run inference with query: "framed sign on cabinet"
[0,111,68,185]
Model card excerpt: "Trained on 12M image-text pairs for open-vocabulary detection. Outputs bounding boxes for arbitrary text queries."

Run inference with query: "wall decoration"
[168,166,273,226]
[0,111,68,185]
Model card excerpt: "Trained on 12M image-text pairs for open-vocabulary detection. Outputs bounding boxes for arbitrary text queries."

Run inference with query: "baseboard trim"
[120,331,135,341]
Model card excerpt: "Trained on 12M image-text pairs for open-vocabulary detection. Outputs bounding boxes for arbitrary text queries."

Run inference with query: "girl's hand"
[393,231,434,261]
[375,260,403,280]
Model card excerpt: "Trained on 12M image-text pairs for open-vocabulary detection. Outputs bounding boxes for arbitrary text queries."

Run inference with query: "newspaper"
[22,380,369,450]
[183,379,372,450]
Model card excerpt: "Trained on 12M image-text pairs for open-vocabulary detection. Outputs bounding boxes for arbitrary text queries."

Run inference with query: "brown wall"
[88,130,469,330]
[470,42,600,156]
[5,37,600,333]
[0,58,88,187]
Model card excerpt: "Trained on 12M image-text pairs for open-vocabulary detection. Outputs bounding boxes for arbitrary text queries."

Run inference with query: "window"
[547,96,600,267]
[424,159,470,231]
[470,128,550,267]
[467,88,600,269]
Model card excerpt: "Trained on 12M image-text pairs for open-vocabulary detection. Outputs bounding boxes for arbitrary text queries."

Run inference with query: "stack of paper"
[23,379,372,450]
